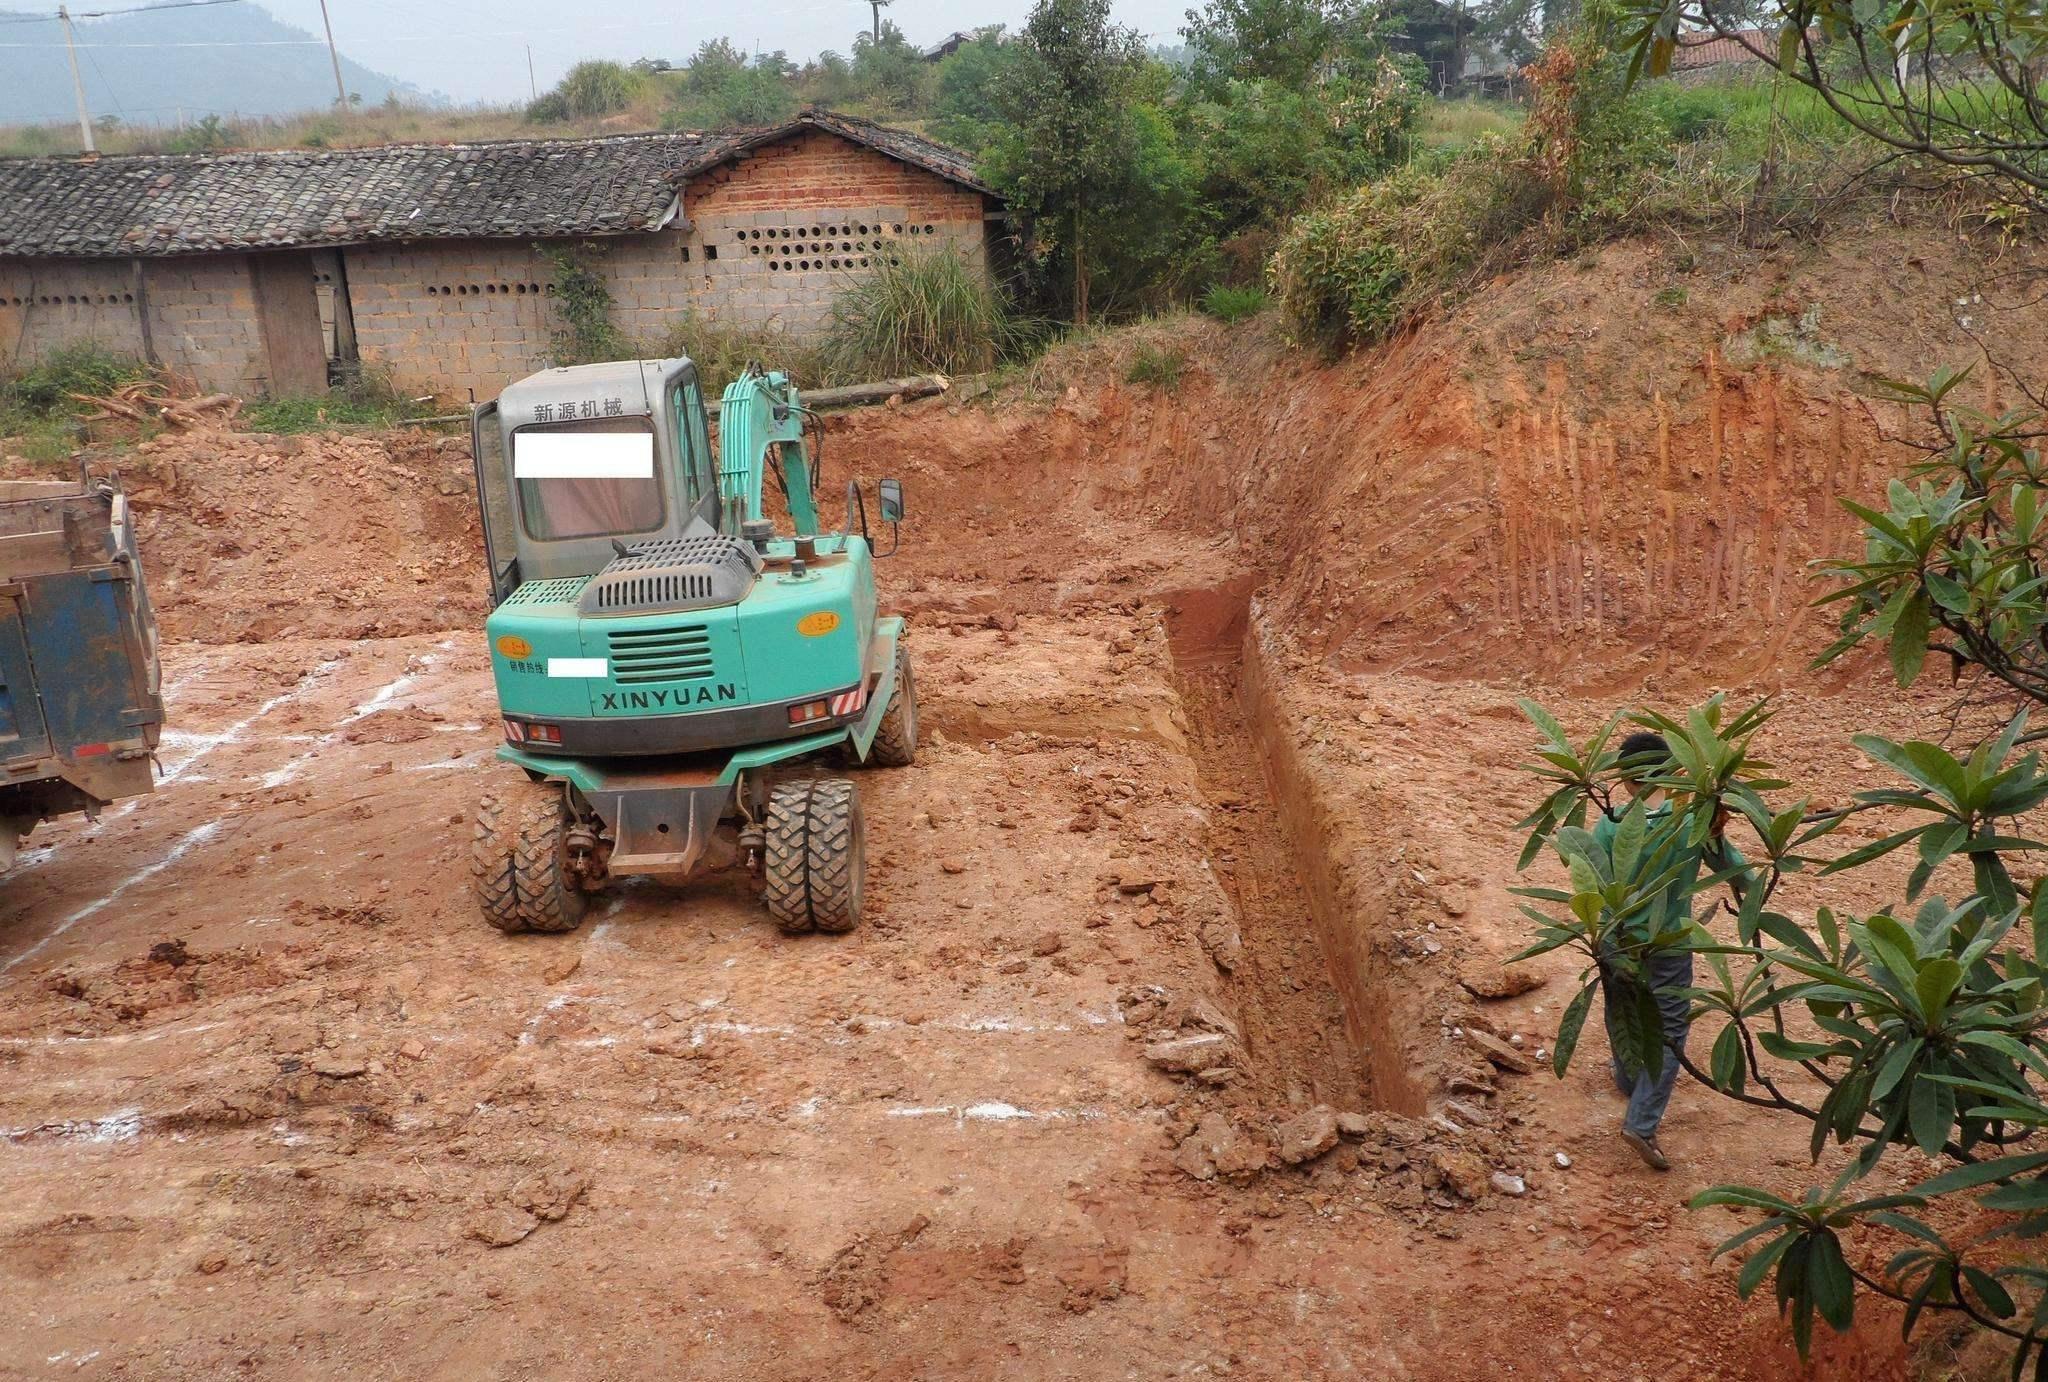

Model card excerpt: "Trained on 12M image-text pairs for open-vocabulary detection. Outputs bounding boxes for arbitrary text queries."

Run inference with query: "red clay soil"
[2,223,2045,1379]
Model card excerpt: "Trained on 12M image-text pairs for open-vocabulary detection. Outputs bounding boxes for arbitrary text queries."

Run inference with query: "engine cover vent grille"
[578,533,759,616]
[608,625,715,684]
[503,577,590,606]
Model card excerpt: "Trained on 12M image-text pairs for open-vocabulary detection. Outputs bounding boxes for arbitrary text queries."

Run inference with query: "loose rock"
[1143,1032,1244,1075]
[1463,1028,1536,1076]
[467,1207,539,1248]
[1172,1112,1270,1181]
[1273,1105,1340,1166]
[1460,964,1546,1001]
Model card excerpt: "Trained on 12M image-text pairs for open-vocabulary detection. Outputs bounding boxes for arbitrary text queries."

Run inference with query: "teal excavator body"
[465,358,915,936]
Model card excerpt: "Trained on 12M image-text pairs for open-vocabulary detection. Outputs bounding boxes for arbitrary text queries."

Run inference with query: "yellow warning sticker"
[495,635,533,659]
[797,610,841,637]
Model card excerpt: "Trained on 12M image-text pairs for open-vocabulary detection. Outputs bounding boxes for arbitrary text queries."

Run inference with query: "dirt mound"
[835,224,2048,688]
[112,426,486,644]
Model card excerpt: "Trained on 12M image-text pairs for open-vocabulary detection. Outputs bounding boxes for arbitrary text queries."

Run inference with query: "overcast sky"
[253,0,1191,106]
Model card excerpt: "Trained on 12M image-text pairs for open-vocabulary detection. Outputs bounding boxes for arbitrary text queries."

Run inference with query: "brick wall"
[0,260,148,365]
[145,256,269,394]
[0,129,997,402]
[678,130,991,333]
[0,255,269,394]
[346,239,563,403]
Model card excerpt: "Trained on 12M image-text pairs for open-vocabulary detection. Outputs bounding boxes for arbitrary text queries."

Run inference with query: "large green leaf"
[1915,1151,2048,1196]
[1913,958,1964,1022]
[1552,981,1594,1077]
[1909,1074,1957,1156]
[1710,1021,1746,1095]
[1809,1229,1856,1331]
[1872,1037,1924,1100]
[1891,592,1931,687]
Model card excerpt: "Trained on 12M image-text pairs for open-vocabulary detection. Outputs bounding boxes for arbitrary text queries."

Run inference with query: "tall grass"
[1419,97,1525,152]
[652,316,828,397]
[819,247,1031,380]
[1199,284,1269,323]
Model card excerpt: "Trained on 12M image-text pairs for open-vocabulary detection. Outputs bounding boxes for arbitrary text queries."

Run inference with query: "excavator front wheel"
[868,643,918,768]
[762,778,864,934]
[472,778,589,935]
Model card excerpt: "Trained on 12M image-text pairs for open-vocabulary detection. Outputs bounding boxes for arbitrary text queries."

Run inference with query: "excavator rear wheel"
[867,643,918,768]
[763,778,864,934]
[472,778,588,935]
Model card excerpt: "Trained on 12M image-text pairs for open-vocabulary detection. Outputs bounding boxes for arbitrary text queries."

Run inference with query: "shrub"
[1200,283,1268,322]
[1270,40,1785,351]
[1124,342,1187,391]
[167,114,228,153]
[528,61,642,122]
[241,368,428,433]
[0,344,149,417]
[820,247,1031,379]
[539,243,629,366]
[653,316,827,397]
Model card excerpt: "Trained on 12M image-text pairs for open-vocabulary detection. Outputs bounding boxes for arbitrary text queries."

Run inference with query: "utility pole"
[58,5,96,154]
[316,0,346,108]
[526,45,537,101]
[860,0,891,46]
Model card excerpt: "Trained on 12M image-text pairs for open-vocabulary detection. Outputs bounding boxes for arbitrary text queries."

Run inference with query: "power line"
[0,16,722,47]
[0,0,242,20]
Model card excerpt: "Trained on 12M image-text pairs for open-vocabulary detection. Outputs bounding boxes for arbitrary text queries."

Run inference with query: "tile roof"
[672,109,994,197]
[1670,28,1778,70]
[0,111,990,260]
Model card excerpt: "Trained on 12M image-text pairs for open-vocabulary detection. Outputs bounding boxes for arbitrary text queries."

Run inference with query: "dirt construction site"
[4,226,2047,1379]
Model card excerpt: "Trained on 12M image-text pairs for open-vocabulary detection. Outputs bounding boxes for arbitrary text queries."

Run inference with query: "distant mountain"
[0,0,425,128]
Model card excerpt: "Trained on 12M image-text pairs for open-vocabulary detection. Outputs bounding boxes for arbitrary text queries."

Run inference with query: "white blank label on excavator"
[548,658,608,678]
[514,432,655,479]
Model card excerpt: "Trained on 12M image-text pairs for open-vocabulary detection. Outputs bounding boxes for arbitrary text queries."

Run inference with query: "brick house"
[0,110,1001,402]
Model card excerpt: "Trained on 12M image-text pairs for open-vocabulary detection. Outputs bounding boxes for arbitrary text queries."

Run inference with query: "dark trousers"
[1599,946,1693,1140]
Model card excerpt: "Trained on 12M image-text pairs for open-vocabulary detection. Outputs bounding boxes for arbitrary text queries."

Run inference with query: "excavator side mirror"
[879,478,904,524]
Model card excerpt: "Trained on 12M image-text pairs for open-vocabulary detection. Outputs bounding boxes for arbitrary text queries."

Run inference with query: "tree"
[666,39,799,129]
[1513,374,2048,1370]
[931,32,1021,152]
[1182,0,1361,89]
[985,0,1153,324]
[798,51,859,106]
[1181,57,1422,236]
[850,21,932,114]
[1612,0,2048,210]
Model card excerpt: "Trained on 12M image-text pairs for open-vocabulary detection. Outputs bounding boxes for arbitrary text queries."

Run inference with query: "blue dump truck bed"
[0,477,163,869]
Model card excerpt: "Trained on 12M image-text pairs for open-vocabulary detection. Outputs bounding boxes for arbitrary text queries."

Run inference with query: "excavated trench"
[1161,578,1428,1118]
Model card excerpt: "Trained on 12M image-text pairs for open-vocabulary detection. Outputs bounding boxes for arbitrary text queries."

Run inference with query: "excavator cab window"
[470,401,520,606]
[512,415,665,541]
[668,378,718,525]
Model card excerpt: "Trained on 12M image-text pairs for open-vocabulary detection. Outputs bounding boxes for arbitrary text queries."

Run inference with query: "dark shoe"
[1622,1130,1670,1171]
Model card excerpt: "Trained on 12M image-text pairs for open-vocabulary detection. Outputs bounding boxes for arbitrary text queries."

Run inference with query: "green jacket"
[1591,799,1747,942]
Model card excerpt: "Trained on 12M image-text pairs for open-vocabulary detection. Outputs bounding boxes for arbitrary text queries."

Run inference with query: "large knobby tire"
[867,644,917,768]
[472,778,588,935]
[763,778,864,935]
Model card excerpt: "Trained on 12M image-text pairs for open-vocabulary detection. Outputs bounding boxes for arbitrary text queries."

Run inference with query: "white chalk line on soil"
[255,659,433,790]
[883,1101,1102,1124]
[1,1107,142,1145]
[554,1006,1117,1052]
[2,821,224,973]
[7,658,346,877]
[0,1019,223,1048]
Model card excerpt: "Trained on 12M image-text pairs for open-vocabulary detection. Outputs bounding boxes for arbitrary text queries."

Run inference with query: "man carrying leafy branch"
[1594,730,1750,1171]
